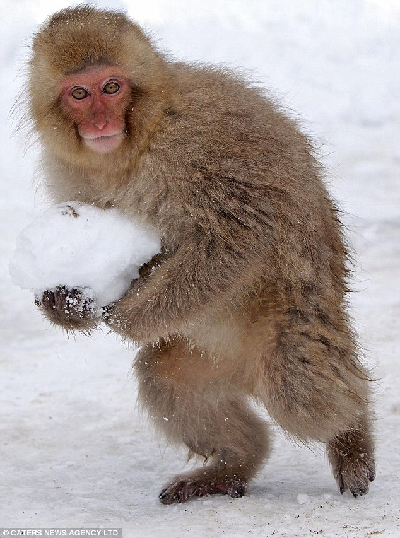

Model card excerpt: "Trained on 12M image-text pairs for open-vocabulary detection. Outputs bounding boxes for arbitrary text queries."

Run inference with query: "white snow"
[9,202,161,307]
[1,1,399,537]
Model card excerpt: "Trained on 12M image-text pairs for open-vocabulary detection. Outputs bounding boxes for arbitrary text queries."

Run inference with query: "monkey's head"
[29,6,171,164]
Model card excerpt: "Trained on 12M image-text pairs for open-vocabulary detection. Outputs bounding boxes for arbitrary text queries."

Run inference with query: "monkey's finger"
[36,289,56,309]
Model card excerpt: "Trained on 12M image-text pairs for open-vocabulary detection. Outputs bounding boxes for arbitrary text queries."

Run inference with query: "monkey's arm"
[103,228,266,343]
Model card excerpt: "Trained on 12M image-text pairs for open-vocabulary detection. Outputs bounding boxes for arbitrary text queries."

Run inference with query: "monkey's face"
[59,66,131,154]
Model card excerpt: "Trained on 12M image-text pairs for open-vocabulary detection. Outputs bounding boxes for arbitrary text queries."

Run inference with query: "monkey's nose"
[93,118,107,130]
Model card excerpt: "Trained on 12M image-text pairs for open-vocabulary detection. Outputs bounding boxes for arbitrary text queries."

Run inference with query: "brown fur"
[30,6,375,503]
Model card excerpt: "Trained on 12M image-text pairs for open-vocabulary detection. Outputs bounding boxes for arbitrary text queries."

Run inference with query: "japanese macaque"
[28,6,375,504]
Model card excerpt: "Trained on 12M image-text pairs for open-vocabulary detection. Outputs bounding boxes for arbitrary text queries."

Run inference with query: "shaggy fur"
[30,6,375,503]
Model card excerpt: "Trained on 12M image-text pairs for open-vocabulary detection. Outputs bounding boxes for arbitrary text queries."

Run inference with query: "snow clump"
[9,202,161,307]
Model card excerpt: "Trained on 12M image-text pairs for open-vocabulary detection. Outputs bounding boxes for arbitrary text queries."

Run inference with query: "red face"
[60,66,131,154]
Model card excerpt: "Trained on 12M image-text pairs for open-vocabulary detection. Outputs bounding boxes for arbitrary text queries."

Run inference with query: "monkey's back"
[145,62,349,308]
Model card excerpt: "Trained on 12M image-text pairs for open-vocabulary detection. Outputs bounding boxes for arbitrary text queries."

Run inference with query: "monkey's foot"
[159,473,246,504]
[328,434,375,497]
[334,453,375,497]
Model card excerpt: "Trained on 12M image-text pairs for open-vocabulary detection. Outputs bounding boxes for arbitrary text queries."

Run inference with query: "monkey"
[27,6,375,504]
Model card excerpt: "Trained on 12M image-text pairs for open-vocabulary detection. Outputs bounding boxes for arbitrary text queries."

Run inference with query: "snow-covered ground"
[1,1,399,536]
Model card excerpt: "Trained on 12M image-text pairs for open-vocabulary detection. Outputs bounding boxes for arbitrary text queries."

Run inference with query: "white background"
[0,1,399,536]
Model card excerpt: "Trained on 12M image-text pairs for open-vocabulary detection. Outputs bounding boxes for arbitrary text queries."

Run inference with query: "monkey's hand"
[35,285,101,333]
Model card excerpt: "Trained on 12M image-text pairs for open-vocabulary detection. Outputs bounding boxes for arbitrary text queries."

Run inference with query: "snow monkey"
[29,6,375,504]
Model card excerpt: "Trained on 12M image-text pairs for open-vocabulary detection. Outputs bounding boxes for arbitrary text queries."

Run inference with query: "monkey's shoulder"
[162,62,313,171]
[169,64,294,126]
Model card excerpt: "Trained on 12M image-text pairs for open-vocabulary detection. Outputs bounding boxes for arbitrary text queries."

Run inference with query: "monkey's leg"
[135,338,270,504]
[255,315,375,497]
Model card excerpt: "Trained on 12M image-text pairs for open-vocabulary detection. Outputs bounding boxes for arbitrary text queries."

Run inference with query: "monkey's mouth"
[83,133,124,154]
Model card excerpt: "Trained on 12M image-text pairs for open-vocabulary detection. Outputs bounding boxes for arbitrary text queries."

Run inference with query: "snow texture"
[1,1,399,537]
[9,202,161,307]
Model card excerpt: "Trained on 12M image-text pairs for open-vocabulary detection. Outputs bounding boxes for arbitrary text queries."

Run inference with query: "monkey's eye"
[103,81,120,95]
[71,87,89,100]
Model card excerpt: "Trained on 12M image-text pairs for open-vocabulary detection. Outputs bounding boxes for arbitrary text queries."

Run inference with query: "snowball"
[9,202,161,307]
